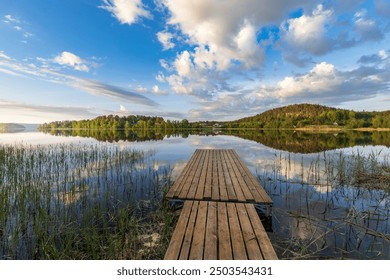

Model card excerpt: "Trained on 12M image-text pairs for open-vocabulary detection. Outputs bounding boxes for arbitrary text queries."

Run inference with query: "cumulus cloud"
[119,104,127,112]
[160,0,313,97]
[353,9,383,41]
[189,55,390,121]
[157,31,175,50]
[281,5,333,56]
[100,0,152,25]
[54,51,90,72]
[152,85,167,95]
[358,49,389,64]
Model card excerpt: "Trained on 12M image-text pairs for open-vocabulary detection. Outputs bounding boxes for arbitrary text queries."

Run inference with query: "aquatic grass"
[259,150,390,259]
[0,143,174,259]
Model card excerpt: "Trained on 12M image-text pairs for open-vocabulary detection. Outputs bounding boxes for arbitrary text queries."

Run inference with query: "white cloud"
[135,86,148,93]
[379,50,388,60]
[173,50,192,77]
[54,51,90,72]
[157,31,175,50]
[0,51,10,60]
[188,55,390,121]
[152,85,167,95]
[354,9,383,41]
[100,0,152,25]
[0,53,158,107]
[275,62,341,98]
[281,5,333,56]
[3,15,19,23]
[120,105,127,112]
[160,0,315,98]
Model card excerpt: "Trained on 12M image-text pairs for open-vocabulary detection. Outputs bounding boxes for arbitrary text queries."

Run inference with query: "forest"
[39,103,390,131]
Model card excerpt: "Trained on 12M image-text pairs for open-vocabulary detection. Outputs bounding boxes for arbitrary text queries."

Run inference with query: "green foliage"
[220,103,390,129]
[38,104,390,132]
[38,115,194,132]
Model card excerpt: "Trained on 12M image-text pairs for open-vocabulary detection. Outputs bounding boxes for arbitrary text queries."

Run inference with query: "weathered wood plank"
[186,150,207,199]
[211,150,220,201]
[220,150,238,202]
[236,203,263,260]
[203,149,213,199]
[189,201,207,259]
[232,150,273,204]
[227,203,247,260]
[223,150,248,202]
[179,201,199,260]
[195,149,209,200]
[164,200,194,260]
[217,202,233,260]
[217,150,229,201]
[245,204,278,260]
[178,149,203,198]
[167,150,200,198]
[204,201,218,259]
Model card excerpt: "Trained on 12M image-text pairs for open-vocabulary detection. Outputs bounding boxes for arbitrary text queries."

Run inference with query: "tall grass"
[0,143,175,259]
[259,150,390,259]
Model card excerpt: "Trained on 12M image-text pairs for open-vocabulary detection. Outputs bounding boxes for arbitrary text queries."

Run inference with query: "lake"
[1,129,389,259]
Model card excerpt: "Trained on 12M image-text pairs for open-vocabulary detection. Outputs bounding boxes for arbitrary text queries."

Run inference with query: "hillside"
[221,104,390,129]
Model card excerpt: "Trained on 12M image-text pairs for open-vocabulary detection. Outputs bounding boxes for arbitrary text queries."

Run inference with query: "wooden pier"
[165,149,277,260]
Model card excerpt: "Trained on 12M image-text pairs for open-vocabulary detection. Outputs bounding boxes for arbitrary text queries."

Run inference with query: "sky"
[0,0,390,124]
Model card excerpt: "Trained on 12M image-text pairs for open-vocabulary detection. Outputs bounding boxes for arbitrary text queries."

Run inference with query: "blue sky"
[1,0,390,123]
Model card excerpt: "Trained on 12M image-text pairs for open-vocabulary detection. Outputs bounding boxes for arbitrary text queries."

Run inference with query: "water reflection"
[1,130,390,259]
[39,128,390,153]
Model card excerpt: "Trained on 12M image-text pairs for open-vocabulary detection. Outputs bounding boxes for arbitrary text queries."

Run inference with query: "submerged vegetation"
[0,143,176,259]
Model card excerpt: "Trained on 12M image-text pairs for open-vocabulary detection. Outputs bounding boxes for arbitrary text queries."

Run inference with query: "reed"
[259,149,390,259]
[0,143,174,259]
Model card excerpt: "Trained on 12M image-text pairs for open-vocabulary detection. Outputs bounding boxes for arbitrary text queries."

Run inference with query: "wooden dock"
[164,149,277,260]
[166,149,272,204]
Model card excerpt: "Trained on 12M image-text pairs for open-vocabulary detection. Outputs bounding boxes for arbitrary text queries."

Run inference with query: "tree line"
[39,104,390,132]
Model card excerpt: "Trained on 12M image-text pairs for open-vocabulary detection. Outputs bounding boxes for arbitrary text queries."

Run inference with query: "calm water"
[1,129,390,259]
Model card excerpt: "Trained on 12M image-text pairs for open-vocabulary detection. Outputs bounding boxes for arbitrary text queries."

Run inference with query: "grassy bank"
[0,143,176,259]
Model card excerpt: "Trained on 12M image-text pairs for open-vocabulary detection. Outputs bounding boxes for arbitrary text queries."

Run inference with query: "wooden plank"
[236,203,263,260]
[203,150,213,200]
[227,150,255,202]
[178,149,203,198]
[168,150,201,198]
[217,202,233,260]
[189,201,208,259]
[220,150,238,201]
[179,201,199,260]
[227,203,247,260]
[217,150,229,201]
[211,150,220,201]
[223,150,247,202]
[195,150,209,200]
[232,150,272,204]
[204,201,217,259]
[164,200,194,260]
[186,150,207,199]
[245,204,278,260]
